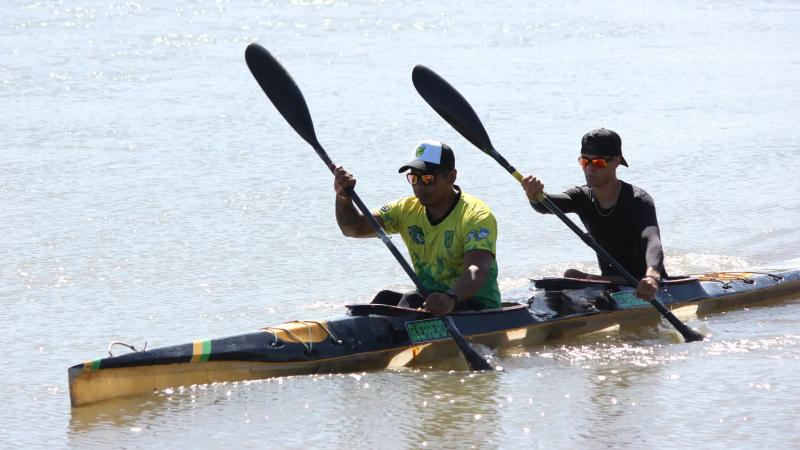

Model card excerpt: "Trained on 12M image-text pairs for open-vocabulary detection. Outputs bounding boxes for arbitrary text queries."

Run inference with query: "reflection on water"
[67,370,504,449]
[502,298,800,448]
[401,371,502,448]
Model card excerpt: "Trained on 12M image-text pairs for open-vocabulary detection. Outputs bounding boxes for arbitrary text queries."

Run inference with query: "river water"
[2,0,800,448]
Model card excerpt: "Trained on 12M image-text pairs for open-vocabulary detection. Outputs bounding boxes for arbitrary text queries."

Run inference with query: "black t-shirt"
[533,181,667,279]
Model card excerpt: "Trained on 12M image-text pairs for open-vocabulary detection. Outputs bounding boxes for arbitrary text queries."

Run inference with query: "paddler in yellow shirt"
[333,139,501,315]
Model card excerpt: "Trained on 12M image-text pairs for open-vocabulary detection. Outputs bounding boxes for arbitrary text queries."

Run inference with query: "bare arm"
[335,195,380,238]
[451,249,494,301]
[333,165,379,238]
[424,249,494,315]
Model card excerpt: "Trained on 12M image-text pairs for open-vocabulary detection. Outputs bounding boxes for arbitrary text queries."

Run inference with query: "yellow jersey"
[375,188,500,308]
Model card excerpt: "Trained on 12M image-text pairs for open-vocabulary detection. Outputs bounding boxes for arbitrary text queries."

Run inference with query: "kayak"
[68,268,800,407]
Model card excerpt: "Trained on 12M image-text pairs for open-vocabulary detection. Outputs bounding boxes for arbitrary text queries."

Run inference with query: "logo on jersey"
[444,230,454,249]
[408,225,425,245]
[466,228,491,243]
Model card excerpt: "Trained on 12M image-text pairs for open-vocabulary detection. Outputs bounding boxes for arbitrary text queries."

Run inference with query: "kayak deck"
[68,269,800,407]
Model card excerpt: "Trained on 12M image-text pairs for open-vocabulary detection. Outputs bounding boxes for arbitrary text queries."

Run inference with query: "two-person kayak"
[68,268,800,407]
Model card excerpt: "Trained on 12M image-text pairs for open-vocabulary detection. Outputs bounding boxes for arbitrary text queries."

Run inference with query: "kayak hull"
[69,269,800,407]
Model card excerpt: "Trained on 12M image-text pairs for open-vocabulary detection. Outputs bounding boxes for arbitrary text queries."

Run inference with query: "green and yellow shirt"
[375,187,501,309]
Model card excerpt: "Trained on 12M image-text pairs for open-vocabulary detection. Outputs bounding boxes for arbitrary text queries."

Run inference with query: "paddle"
[244,43,494,370]
[411,64,704,343]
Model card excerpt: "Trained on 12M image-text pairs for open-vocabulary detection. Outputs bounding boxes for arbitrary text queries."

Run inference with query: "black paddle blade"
[412,65,494,154]
[245,43,322,151]
[443,316,495,371]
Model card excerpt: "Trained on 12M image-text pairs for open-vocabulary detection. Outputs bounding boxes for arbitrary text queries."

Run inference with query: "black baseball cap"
[580,128,628,167]
[398,139,456,173]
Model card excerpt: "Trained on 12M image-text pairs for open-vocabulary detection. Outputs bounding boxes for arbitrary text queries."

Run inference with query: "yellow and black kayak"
[68,269,800,407]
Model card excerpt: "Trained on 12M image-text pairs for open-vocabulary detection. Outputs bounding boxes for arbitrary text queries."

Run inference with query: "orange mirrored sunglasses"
[578,156,613,169]
[406,173,437,185]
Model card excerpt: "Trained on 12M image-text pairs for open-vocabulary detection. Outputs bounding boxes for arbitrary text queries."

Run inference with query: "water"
[2,0,799,448]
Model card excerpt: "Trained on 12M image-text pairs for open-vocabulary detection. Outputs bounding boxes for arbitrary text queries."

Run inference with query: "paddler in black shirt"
[521,128,666,301]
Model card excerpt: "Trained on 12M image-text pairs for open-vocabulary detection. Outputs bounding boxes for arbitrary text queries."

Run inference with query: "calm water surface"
[2,0,799,448]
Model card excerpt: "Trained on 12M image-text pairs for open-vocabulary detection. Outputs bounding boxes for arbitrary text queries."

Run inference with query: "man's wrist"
[645,265,662,280]
[445,290,459,303]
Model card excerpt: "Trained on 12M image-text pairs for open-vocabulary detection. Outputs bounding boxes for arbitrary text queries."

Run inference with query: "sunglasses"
[578,155,613,169]
[406,173,437,186]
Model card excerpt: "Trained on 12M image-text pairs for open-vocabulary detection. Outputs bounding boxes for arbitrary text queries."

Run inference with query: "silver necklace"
[591,182,622,217]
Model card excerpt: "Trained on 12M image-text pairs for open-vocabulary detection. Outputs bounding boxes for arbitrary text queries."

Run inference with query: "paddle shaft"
[319,148,427,295]
[489,148,665,287]
[332,167,493,370]
[245,45,493,369]
[488,149,704,341]
[408,64,702,342]
[330,159,494,369]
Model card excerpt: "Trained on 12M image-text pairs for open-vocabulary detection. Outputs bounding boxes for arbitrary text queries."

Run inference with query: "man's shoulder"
[381,196,422,214]
[621,182,658,213]
[565,185,591,198]
[625,182,655,203]
[459,192,496,215]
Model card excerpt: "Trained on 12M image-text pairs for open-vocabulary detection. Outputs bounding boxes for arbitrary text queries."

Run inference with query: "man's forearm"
[449,266,487,301]
[335,195,364,237]
[449,250,496,302]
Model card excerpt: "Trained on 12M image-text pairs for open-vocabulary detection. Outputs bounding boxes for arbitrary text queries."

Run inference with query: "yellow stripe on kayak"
[696,272,755,282]
[261,320,331,343]
[83,359,101,371]
[191,340,211,363]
